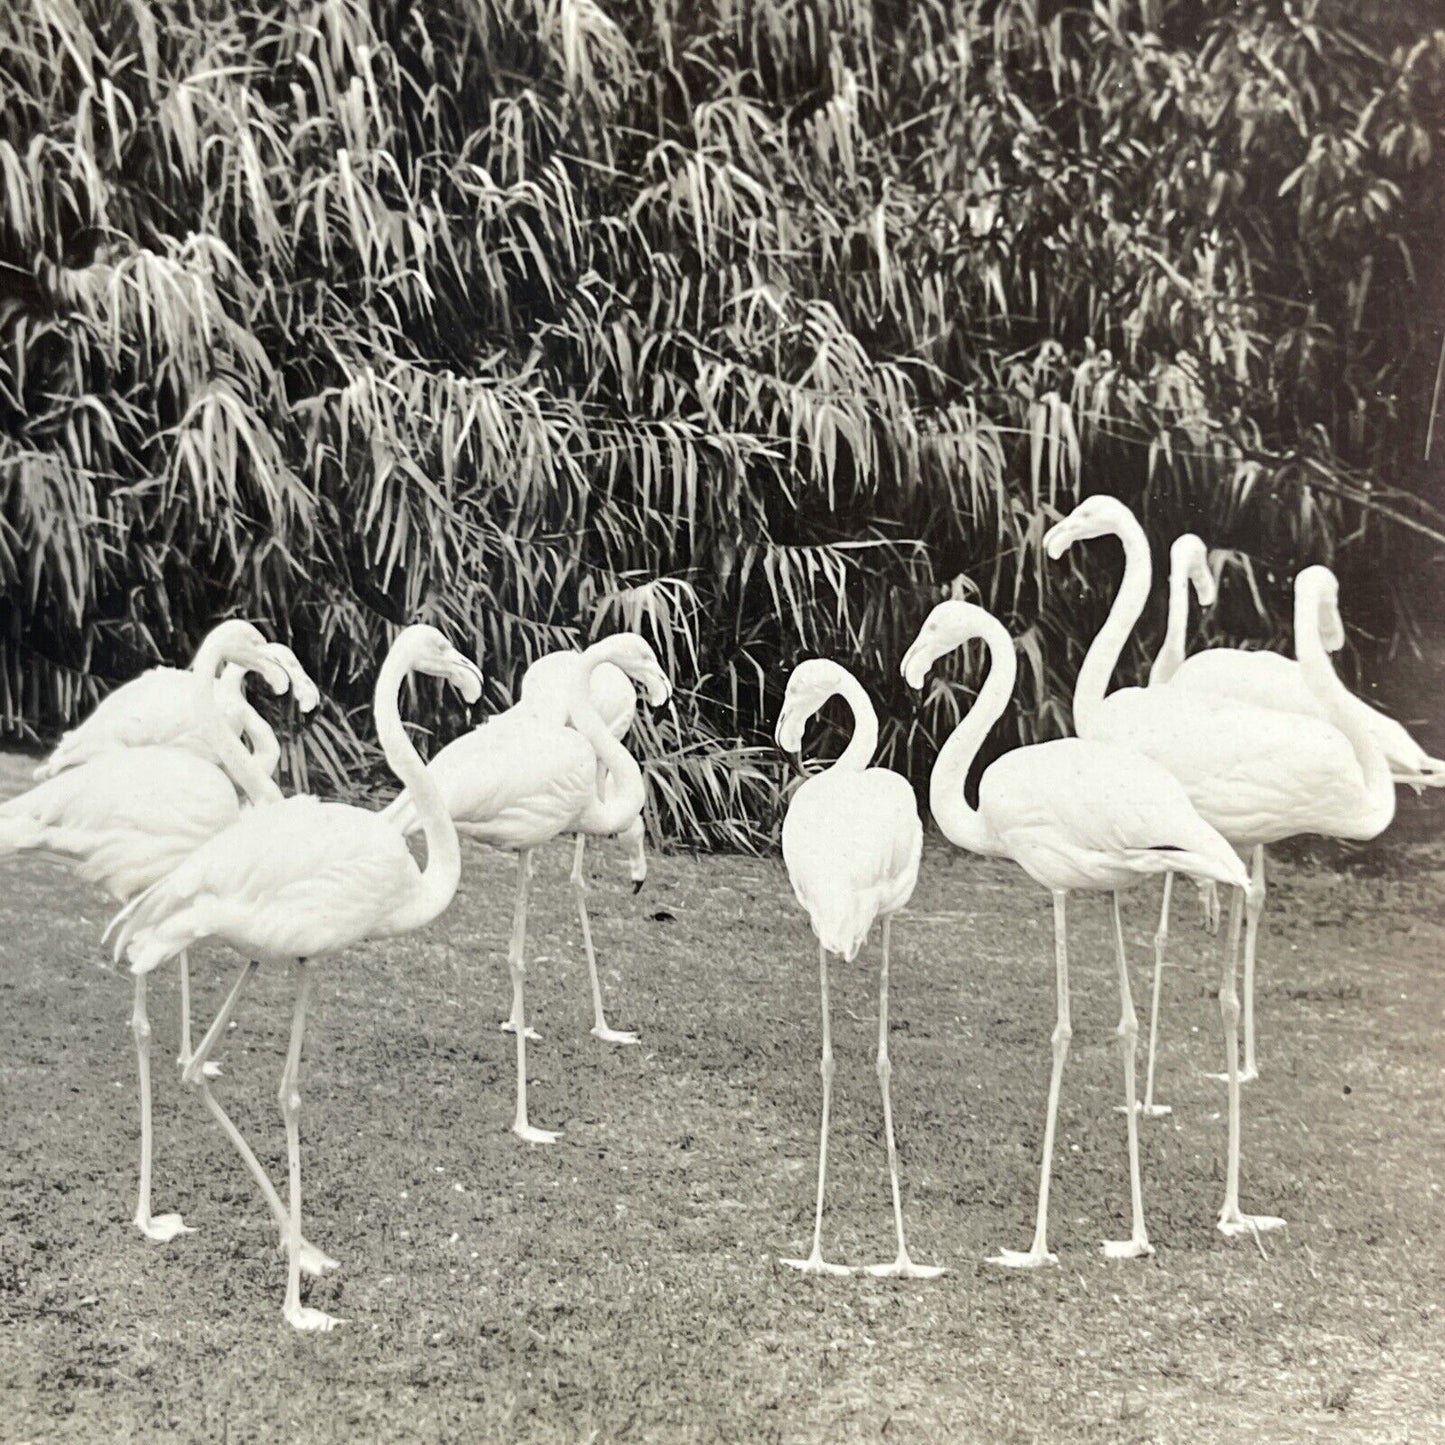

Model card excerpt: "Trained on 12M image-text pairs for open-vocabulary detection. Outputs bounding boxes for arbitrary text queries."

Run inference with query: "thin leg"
[500,851,541,1041]
[1104,894,1154,1260]
[1217,888,1285,1239]
[177,950,222,1078]
[990,890,1071,1269]
[1139,874,1174,1117]
[1241,845,1265,1082]
[622,814,647,892]
[131,974,192,1242]
[181,959,257,1086]
[781,942,851,1276]
[575,833,638,1045]
[279,962,341,1331]
[866,918,943,1279]
[509,851,558,1144]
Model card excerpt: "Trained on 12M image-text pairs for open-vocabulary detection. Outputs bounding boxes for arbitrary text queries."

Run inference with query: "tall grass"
[2,0,1443,846]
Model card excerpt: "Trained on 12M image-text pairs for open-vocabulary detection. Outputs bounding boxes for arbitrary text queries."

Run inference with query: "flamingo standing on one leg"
[383,635,672,1144]
[1044,496,1394,1237]
[1139,542,1445,1091]
[901,600,1249,1266]
[0,622,310,1242]
[773,660,939,1280]
[514,650,660,1043]
[110,624,482,1331]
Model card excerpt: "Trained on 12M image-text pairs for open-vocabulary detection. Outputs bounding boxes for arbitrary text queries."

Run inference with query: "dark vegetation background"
[2,0,1443,845]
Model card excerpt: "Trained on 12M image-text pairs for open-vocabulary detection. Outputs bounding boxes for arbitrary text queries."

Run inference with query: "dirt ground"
[1,748,1443,1443]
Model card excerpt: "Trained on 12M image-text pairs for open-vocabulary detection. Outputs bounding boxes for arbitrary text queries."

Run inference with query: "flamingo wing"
[37,670,219,775]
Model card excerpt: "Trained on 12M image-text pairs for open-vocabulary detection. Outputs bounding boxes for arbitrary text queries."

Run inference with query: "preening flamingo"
[773,660,938,1279]
[383,635,672,1144]
[1045,496,1394,1235]
[901,600,1248,1266]
[111,624,482,1332]
[0,621,304,1242]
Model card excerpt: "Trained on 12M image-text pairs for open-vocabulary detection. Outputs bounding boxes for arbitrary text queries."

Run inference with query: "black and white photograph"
[1,0,1441,1438]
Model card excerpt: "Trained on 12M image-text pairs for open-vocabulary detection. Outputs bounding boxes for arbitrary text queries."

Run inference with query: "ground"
[1,749,1443,1444]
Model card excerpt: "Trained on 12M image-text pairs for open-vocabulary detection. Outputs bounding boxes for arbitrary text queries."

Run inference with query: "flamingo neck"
[376,639,462,926]
[191,638,280,805]
[1149,565,1190,686]
[217,663,282,778]
[1294,585,1395,838]
[1074,514,1151,734]
[570,640,645,835]
[928,617,1014,856]
[825,670,880,774]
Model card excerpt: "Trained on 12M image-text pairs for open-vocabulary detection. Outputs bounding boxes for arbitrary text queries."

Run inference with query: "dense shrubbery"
[2,0,1442,846]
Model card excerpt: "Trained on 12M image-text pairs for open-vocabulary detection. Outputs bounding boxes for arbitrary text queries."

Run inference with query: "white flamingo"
[0,621,305,1242]
[383,635,672,1144]
[37,640,318,780]
[514,650,657,1042]
[774,660,939,1280]
[901,600,1249,1266]
[1139,536,1445,1104]
[110,624,482,1332]
[1045,496,1394,1236]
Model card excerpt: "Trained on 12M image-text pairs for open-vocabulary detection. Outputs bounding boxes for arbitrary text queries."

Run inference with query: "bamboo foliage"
[1,0,1442,848]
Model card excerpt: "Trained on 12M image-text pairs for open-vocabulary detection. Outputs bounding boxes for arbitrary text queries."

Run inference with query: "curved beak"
[642,667,672,708]
[1042,519,1075,561]
[774,700,806,756]
[1191,565,1218,608]
[245,645,292,696]
[266,644,321,713]
[443,649,484,705]
[900,635,937,691]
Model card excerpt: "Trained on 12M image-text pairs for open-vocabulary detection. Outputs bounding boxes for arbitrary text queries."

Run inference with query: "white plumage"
[774,659,936,1279]
[111,623,482,1333]
[1045,495,1394,1238]
[383,633,672,1144]
[902,600,1248,1267]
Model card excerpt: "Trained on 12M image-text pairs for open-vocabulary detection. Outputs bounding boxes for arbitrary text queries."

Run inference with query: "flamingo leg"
[177,949,222,1079]
[866,917,943,1279]
[781,942,851,1275]
[575,833,638,1045]
[500,849,541,1041]
[1137,873,1174,1118]
[622,814,647,892]
[1104,894,1154,1260]
[508,850,559,1145]
[1217,888,1285,1239]
[131,973,192,1243]
[990,889,1071,1269]
[177,958,339,1276]
[1241,845,1265,1082]
[279,961,341,1332]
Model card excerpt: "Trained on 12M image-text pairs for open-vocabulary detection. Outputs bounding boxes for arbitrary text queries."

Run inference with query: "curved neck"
[928,619,1015,856]
[1295,589,1395,837]
[1149,565,1191,686]
[376,642,462,927]
[218,663,282,778]
[825,670,879,774]
[570,642,645,834]
[191,637,280,805]
[1074,517,1151,733]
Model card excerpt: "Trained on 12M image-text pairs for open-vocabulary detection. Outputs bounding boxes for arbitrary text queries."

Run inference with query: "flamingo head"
[1295,565,1346,654]
[1043,494,1134,560]
[594,634,673,707]
[263,644,322,713]
[403,625,483,703]
[901,600,990,689]
[205,620,293,695]
[1172,534,1217,607]
[774,658,850,753]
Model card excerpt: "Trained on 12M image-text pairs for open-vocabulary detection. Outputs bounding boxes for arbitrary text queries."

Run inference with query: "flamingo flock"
[1,495,1435,1330]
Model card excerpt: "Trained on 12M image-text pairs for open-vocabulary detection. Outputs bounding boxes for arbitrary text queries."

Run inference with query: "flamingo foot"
[500,1020,543,1042]
[135,1212,193,1243]
[987,1247,1057,1270]
[1217,1211,1286,1239]
[864,1254,945,1279]
[513,1122,560,1146]
[779,1251,853,1277]
[1102,1237,1155,1260]
[1114,1101,1173,1118]
[1203,1067,1258,1084]
[284,1304,345,1333]
[590,1025,640,1046]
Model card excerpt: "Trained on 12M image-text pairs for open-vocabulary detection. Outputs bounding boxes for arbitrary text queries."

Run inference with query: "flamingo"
[513,650,657,1043]
[383,634,672,1144]
[0,621,307,1243]
[109,623,482,1331]
[1044,495,1394,1236]
[773,659,939,1279]
[901,600,1249,1266]
[1139,536,1445,1104]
